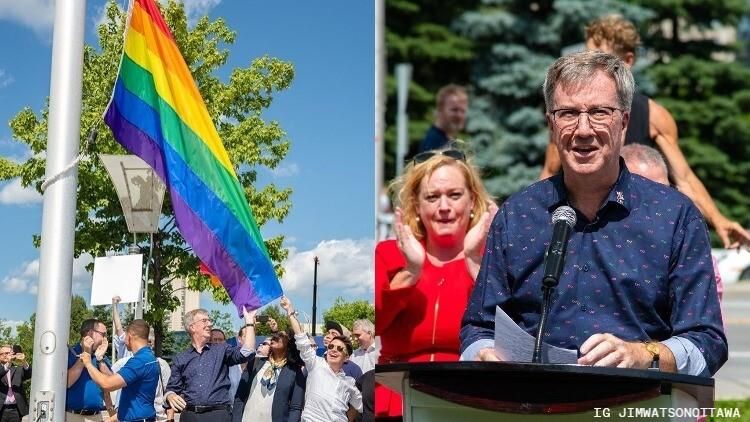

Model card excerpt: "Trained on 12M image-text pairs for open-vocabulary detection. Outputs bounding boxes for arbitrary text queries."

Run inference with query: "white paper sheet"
[494,305,577,364]
[90,254,143,306]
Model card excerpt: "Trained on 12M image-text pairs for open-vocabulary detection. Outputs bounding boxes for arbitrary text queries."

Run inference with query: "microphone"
[542,206,576,288]
[532,205,577,364]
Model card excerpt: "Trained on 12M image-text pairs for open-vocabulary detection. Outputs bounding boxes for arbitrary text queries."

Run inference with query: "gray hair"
[543,51,634,112]
[183,308,208,331]
[352,319,375,335]
[621,144,668,175]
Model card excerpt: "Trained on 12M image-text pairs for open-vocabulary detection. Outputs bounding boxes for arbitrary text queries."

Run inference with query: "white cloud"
[281,238,374,297]
[0,178,42,205]
[271,162,299,178]
[0,319,25,336]
[179,0,222,22]
[0,0,54,35]
[1,254,94,297]
[0,69,14,88]
[3,277,28,293]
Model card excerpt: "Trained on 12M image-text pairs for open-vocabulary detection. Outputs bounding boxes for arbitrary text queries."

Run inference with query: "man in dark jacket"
[0,345,31,422]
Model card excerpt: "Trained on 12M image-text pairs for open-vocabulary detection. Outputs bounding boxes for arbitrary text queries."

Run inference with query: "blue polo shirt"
[117,346,159,421]
[66,344,111,411]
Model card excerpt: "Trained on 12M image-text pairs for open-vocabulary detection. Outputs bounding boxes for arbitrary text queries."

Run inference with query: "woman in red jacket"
[375,149,495,419]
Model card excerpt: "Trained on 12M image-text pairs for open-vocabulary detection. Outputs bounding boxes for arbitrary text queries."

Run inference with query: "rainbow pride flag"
[104,0,282,314]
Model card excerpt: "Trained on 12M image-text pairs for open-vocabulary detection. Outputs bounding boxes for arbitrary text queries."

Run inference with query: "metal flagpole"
[312,256,320,336]
[374,0,385,239]
[29,1,87,421]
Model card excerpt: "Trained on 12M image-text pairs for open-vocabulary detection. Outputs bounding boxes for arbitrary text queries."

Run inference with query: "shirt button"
[582,263,590,272]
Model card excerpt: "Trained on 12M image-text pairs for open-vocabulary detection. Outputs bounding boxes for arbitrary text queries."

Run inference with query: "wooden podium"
[376,362,714,421]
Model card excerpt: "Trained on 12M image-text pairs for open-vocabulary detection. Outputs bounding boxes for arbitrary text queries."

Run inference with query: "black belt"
[67,409,101,415]
[183,404,230,413]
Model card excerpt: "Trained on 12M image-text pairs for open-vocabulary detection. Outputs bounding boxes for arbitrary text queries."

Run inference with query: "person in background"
[375,148,495,418]
[621,144,725,314]
[540,14,750,249]
[349,320,377,374]
[232,328,305,422]
[111,296,131,361]
[282,296,362,422]
[111,326,172,422]
[210,327,242,409]
[66,319,116,421]
[164,308,256,422]
[0,345,31,422]
[321,322,362,381]
[418,85,469,153]
[80,320,159,422]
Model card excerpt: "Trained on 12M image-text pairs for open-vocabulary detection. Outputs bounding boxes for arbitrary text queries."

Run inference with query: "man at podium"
[460,51,727,377]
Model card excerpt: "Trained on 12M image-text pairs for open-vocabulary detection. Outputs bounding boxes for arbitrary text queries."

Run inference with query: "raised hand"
[242,306,257,325]
[464,202,498,259]
[394,208,425,278]
[112,296,121,305]
[82,336,95,354]
[12,353,26,363]
[280,296,293,314]
[95,338,109,360]
[268,317,279,332]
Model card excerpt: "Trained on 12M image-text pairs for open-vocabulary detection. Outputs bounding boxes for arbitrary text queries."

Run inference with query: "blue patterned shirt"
[460,163,727,376]
[165,342,253,406]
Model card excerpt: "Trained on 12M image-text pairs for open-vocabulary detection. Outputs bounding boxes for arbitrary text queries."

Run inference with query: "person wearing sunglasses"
[375,149,496,418]
[232,330,305,422]
[281,296,362,421]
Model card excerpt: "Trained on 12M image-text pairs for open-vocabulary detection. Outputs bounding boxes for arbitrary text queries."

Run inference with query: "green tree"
[209,309,234,336]
[0,0,294,355]
[322,297,375,333]
[384,0,480,180]
[455,0,652,199]
[0,320,13,345]
[256,305,289,336]
[627,0,750,239]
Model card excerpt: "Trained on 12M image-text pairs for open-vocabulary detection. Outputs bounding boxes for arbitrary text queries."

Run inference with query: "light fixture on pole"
[100,154,166,319]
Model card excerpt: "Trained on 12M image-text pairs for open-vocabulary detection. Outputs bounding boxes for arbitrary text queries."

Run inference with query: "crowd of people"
[50,295,377,422]
[375,14,747,421]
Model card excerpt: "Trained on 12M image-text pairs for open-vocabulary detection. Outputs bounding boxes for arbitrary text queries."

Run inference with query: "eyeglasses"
[92,330,107,337]
[327,344,347,354]
[190,317,211,326]
[411,149,466,165]
[261,342,270,346]
[550,107,622,129]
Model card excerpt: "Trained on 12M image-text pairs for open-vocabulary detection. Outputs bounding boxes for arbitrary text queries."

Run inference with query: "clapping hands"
[393,208,425,280]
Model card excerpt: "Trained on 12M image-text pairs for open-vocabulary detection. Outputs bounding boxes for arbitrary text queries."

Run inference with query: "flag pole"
[29,0,87,420]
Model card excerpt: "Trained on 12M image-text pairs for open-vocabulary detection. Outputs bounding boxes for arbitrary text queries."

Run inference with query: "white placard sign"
[90,254,143,306]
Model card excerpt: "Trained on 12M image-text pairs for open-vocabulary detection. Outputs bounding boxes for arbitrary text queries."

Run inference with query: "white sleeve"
[294,333,317,370]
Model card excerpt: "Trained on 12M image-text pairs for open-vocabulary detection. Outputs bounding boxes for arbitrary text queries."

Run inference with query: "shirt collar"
[545,158,633,214]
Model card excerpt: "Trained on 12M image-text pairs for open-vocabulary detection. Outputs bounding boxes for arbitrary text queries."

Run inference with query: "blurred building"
[167,277,200,332]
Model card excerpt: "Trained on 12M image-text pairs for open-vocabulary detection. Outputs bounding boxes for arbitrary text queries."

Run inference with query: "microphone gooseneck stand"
[532,283,555,364]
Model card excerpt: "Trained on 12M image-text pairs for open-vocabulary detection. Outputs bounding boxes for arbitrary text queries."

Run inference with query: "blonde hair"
[586,15,641,58]
[391,152,492,240]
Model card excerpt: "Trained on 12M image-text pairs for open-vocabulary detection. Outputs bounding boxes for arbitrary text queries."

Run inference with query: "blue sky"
[0,0,374,332]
